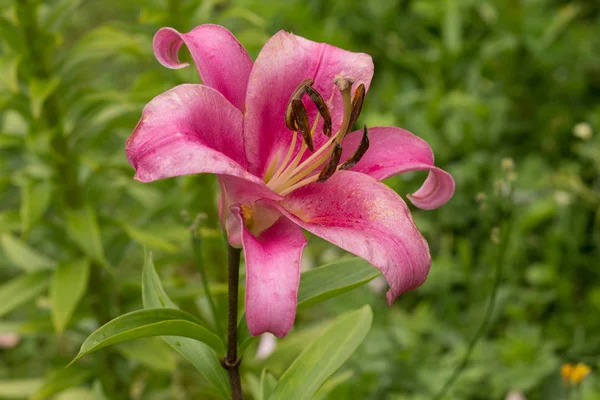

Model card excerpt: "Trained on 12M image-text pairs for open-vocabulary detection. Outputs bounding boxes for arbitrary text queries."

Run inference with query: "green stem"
[191,232,224,338]
[432,212,513,400]
[225,244,243,399]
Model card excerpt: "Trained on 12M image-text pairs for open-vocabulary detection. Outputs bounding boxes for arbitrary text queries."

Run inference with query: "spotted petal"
[244,31,374,177]
[235,211,306,337]
[278,171,431,304]
[341,127,455,209]
[126,84,260,184]
[153,25,253,111]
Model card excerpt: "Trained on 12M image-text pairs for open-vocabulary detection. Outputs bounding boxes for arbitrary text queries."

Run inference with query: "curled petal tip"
[153,27,190,69]
[407,168,455,210]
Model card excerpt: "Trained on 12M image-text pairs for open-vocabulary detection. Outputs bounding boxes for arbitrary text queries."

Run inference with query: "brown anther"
[346,84,365,134]
[317,143,343,182]
[340,125,369,170]
[292,99,313,152]
[285,78,315,131]
[305,86,332,137]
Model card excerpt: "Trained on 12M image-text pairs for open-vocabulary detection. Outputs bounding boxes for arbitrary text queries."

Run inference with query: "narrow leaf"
[297,258,379,308]
[142,252,230,399]
[70,308,225,365]
[0,270,51,317]
[121,223,178,253]
[29,77,60,119]
[270,306,373,400]
[64,204,110,270]
[50,259,90,333]
[30,368,93,400]
[238,258,379,353]
[0,233,55,271]
[20,179,52,233]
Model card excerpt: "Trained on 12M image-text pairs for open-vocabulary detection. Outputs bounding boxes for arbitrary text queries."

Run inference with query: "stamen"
[291,99,313,152]
[346,84,365,134]
[317,143,343,182]
[305,86,332,136]
[285,78,314,131]
[340,125,369,170]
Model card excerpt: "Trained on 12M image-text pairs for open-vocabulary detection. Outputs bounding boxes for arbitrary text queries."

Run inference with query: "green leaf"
[297,258,380,308]
[0,55,20,93]
[50,259,90,333]
[19,179,52,233]
[121,223,178,253]
[64,204,110,271]
[0,270,51,317]
[260,369,278,400]
[115,337,176,372]
[0,379,42,398]
[70,308,225,365]
[142,252,230,399]
[238,258,379,354]
[29,77,60,119]
[0,233,55,271]
[30,368,93,400]
[269,306,373,400]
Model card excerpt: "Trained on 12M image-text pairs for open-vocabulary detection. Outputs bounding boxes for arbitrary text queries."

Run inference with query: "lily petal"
[219,176,282,246]
[126,84,258,183]
[278,171,430,304]
[236,211,306,337]
[341,127,455,209]
[244,31,374,177]
[153,25,253,111]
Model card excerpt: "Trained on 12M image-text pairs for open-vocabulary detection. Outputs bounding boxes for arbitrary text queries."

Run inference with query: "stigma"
[264,77,369,196]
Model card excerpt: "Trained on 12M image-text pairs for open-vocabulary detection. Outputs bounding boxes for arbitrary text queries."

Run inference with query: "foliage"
[1,0,599,399]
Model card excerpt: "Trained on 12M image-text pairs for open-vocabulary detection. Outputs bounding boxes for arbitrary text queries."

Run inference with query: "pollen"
[265,77,370,196]
[240,204,253,229]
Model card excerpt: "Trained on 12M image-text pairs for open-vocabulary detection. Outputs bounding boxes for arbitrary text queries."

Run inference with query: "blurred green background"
[1,0,599,399]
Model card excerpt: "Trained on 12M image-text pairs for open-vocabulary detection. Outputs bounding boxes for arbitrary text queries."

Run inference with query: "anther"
[292,99,313,152]
[346,84,365,134]
[305,86,332,136]
[340,125,369,170]
[317,143,343,182]
[285,78,314,131]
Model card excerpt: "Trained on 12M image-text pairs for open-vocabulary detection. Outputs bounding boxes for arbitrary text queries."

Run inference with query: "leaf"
[238,258,379,353]
[29,77,60,119]
[296,258,380,308]
[70,308,225,365]
[116,337,176,372]
[121,223,178,253]
[0,55,20,93]
[30,368,93,400]
[260,369,278,400]
[269,306,373,400]
[64,204,110,271]
[0,270,51,317]
[0,379,42,398]
[19,179,52,233]
[0,233,55,271]
[142,252,230,399]
[50,259,91,333]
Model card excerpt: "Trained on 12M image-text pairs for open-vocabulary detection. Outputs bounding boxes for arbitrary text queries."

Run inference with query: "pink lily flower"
[126,25,454,338]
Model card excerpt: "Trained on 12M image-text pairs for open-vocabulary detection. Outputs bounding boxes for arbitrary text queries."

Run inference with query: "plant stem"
[191,233,224,338]
[432,212,513,400]
[225,244,243,399]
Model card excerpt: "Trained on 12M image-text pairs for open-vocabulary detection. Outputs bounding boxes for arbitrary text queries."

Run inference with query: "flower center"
[264,77,370,196]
